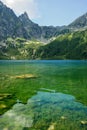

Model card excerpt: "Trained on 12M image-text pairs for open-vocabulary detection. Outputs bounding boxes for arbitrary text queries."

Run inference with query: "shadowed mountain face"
[0,1,58,40]
[68,13,87,29]
[0,1,29,40]
[0,28,87,60]
[0,1,87,41]
[34,29,87,60]
[0,1,87,60]
[19,12,42,39]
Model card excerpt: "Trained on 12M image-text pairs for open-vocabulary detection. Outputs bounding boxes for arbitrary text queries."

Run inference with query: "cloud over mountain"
[1,0,40,19]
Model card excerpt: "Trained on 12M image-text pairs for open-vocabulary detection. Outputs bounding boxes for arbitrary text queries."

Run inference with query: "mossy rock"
[0,94,12,100]
[10,74,38,79]
[80,120,87,125]
[0,104,7,109]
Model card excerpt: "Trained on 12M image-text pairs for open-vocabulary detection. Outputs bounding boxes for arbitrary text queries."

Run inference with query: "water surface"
[0,60,87,129]
[0,91,87,130]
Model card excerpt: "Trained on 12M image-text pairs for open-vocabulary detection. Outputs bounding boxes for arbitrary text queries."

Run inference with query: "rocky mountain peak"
[19,11,33,26]
[0,1,4,6]
[0,0,87,41]
[68,12,87,29]
[19,12,30,21]
[23,12,29,19]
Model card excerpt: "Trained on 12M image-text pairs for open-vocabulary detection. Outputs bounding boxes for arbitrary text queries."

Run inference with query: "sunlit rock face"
[0,91,87,130]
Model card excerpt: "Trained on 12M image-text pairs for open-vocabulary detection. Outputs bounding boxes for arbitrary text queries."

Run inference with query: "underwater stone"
[0,91,87,129]
[81,120,87,125]
[61,116,67,120]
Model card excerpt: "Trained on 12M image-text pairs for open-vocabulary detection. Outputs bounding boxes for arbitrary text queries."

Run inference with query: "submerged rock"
[48,123,55,130]
[10,74,37,79]
[0,91,87,130]
[0,93,12,100]
[0,104,7,108]
[61,116,67,120]
[81,120,87,125]
[0,103,33,129]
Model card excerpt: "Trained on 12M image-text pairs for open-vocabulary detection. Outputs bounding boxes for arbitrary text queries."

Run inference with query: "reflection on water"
[0,91,87,130]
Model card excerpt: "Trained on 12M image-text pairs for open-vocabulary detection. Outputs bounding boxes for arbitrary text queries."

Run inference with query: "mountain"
[19,13,68,40]
[0,0,87,41]
[19,12,42,39]
[34,29,87,59]
[0,1,59,40]
[0,29,87,60]
[0,37,43,59]
[0,0,87,60]
[68,12,87,29]
[0,1,29,40]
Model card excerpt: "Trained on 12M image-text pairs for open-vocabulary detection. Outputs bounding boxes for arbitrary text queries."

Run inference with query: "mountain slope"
[68,12,87,29]
[0,0,87,41]
[0,1,87,60]
[0,37,43,59]
[34,29,87,59]
[0,29,87,60]
[0,1,60,40]
[19,12,42,39]
[0,1,29,40]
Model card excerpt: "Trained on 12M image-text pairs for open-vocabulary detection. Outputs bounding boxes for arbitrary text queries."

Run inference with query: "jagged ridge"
[0,0,87,41]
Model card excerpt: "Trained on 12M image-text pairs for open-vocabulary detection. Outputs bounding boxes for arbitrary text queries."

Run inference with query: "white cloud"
[1,0,40,19]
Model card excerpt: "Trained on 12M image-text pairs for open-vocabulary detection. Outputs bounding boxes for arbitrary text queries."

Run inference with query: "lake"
[0,60,87,130]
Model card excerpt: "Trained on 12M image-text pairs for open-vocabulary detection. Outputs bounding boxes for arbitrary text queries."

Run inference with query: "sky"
[1,0,87,26]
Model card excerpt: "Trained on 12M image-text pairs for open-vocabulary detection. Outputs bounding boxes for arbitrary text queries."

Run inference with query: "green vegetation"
[0,92,87,130]
[0,1,87,129]
[35,29,87,59]
[0,60,87,116]
[1,29,87,60]
[0,37,43,59]
[0,60,87,130]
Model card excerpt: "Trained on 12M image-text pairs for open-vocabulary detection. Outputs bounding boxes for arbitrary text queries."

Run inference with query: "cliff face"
[0,1,87,41]
[19,12,42,39]
[0,1,87,60]
[0,1,29,40]
[0,1,52,40]
[68,13,87,29]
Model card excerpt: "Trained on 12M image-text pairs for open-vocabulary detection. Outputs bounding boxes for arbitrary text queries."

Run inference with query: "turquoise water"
[0,91,87,130]
[0,60,87,129]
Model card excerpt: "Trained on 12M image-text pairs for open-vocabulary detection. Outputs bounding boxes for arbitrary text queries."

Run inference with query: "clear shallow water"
[0,91,87,130]
[0,60,87,129]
